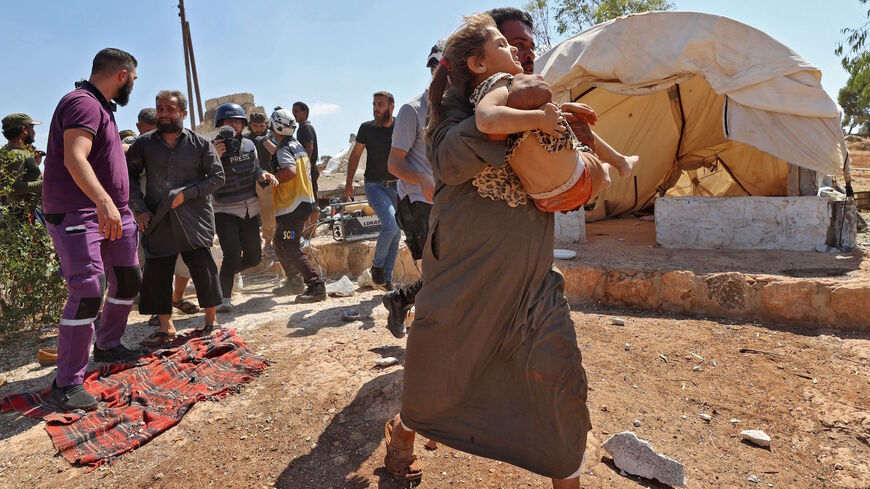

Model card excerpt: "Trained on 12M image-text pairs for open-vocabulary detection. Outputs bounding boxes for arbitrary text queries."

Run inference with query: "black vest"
[214,137,259,204]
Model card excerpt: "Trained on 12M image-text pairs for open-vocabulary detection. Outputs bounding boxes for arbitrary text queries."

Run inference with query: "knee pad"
[113,265,142,298]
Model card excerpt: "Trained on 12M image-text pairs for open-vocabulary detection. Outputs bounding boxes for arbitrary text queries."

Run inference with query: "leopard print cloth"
[469,73,591,208]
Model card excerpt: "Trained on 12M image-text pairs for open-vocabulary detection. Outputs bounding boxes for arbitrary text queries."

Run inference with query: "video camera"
[215,125,241,158]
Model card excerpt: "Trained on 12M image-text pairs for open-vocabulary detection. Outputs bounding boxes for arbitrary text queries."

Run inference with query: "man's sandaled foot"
[384,416,423,483]
[172,299,199,314]
[141,331,176,348]
[198,324,219,334]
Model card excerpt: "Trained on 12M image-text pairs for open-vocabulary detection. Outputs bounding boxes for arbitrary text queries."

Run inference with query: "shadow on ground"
[286,296,384,337]
[275,369,408,488]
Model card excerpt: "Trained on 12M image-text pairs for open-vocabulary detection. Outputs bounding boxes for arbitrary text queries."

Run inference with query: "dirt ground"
[0,282,868,489]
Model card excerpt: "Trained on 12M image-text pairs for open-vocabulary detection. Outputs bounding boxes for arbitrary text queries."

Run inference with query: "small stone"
[634,419,641,427]
[699,413,712,422]
[600,406,608,412]
[740,429,771,448]
[834,463,844,470]
[155,472,165,480]
[730,418,741,425]
[625,343,631,351]
[332,455,347,466]
[681,415,687,420]
[612,317,626,326]
[692,365,702,372]
[747,474,760,484]
[374,357,399,367]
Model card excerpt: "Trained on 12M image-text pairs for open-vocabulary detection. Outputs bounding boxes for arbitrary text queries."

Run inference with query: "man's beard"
[23,133,35,145]
[113,78,134,107]
[157,117,184,133]
[374,111,391,126]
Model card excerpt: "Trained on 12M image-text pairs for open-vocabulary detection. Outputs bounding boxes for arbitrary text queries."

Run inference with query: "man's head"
[90,48,138,106]
[270,107,297,140]
[137,108,157,134]
[214,103,248,136]
[488,8,535,74]
[291,102,309,124]
[372,91,394,126]
[249,112,268,136]
[426,40,446,75]
[1,113,41,144]
[155,90,187,133]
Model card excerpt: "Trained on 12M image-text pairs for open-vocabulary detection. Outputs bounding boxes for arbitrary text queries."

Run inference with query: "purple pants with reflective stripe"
[45,208,139,387]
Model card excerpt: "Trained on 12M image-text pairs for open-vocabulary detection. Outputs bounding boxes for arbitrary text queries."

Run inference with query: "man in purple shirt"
[42,48,142,412]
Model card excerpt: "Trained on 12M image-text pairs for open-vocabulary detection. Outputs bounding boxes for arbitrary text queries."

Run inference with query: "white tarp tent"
[537,11,850,220]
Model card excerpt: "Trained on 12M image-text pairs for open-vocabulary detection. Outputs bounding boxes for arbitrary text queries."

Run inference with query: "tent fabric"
[537,11,849,219]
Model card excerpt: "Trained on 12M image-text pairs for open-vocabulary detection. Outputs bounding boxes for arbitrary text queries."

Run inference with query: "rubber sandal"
[172,299,199,314]
[198,324,219,334]
[384,415,423,483]
[141,331,176,347]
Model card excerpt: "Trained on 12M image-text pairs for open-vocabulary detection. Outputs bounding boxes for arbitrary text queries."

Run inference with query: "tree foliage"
[839,53,870,134]
[0,150,66,333]
[836,0,870,68]
[524,0,674,49]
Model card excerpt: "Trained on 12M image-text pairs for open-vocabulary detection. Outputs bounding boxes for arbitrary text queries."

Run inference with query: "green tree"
[524,0,674,49]
[836,0,870,68]
[839,54,870,133]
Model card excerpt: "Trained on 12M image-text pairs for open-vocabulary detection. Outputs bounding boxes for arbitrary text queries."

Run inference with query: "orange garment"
[532,164,592,213]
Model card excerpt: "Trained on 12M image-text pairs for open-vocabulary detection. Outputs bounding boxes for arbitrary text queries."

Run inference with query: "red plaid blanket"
[1,328,268,468]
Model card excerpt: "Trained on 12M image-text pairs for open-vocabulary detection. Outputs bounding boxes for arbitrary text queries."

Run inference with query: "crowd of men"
[0,34,443,410]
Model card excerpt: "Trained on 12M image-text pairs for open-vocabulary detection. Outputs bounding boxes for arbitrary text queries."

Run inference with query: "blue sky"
[0,1,865,158]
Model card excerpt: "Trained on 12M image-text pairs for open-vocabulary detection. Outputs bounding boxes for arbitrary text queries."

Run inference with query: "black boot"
[382,289,411,338]
[93,344,141,363]
[296,280,327,303]
[50,380,98,412]
[370,266,385,286]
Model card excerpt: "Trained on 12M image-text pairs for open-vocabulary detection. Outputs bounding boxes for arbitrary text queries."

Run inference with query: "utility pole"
[178,0,203,129]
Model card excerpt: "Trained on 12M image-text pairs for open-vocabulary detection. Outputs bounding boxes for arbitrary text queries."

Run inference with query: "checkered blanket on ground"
[0,328,269,468]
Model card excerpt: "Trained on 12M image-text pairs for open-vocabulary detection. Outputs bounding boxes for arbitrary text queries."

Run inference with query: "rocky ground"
[0,278,868,488]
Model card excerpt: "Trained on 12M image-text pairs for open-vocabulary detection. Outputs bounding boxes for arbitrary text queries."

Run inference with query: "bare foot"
[600,163,613,189]
[615,154,638,177]
[424,439,438,450]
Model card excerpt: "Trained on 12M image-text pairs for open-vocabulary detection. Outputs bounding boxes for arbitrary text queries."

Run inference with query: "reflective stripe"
[106,296,135,306]
[59,316,97,326]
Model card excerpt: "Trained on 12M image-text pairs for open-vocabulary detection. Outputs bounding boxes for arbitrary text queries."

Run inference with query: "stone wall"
[655,196,830,251]
[560,262,870,331]
[195,92,266,136]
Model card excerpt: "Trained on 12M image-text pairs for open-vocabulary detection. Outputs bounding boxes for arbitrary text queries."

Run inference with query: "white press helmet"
[270,106,297,136]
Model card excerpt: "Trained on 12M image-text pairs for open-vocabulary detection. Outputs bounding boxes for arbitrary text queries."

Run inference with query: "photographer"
[212,103,278,312]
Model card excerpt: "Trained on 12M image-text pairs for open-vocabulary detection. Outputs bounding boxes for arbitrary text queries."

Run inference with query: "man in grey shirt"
[381,41,442,338]
[127,90,225,346]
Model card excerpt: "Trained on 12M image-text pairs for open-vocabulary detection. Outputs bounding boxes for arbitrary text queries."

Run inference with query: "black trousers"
[395,197,432,306]
[274,206,321,285]
[215,212,262,297]
[139,246,223,314]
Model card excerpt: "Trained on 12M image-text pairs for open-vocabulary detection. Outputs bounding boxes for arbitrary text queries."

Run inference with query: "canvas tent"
[537,11,851,221]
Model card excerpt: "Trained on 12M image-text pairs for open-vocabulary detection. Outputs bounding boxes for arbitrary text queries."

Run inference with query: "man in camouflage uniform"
[1,113,43,223]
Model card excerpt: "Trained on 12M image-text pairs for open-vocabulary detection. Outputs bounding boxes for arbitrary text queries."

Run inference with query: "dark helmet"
[214,103,247,126]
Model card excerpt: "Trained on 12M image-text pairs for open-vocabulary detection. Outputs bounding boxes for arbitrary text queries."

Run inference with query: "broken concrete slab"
[602,431,686,487]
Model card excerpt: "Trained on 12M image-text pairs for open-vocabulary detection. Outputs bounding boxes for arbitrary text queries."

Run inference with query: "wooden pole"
[184,21,204,124]
[178,0,196,129]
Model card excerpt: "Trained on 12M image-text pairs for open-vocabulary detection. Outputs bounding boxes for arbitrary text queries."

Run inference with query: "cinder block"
[555,210,586,244]
[655,196,830,251]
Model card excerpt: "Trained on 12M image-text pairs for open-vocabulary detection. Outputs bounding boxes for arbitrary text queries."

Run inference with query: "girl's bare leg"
[591,130,637,177]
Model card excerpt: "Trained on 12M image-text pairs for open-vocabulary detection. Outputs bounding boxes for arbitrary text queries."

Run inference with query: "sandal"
[141,331,176,347]
[384,415,423,483]
[198,324,219,334]
[172,299,199,314]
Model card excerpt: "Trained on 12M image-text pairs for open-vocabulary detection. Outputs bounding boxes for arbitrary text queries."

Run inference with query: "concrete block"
[554,210,586,243]
[655,196,830,251]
